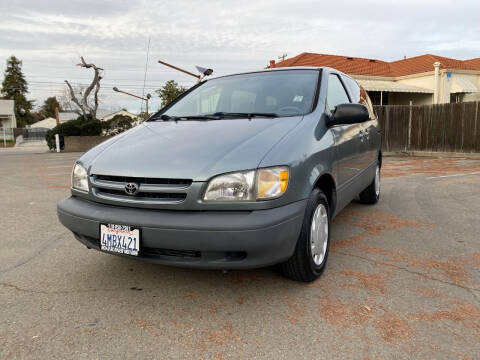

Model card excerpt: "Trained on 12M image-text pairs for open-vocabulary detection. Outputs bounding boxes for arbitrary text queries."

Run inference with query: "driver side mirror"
[327,103,369,127]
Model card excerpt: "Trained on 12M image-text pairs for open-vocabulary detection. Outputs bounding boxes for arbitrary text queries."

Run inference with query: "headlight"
[203,170,255,201]
[72,163,89,192]
[203,166,289,201]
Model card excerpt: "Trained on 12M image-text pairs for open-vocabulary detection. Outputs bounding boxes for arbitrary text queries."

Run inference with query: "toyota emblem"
[124,183,139,195]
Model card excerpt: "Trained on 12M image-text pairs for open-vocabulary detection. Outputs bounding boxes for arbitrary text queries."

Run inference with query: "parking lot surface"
[1,152,479,359]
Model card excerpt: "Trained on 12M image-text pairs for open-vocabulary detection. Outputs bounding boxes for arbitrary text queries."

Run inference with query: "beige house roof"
[356,79,433,93]
[58,109,138,122]
[30,117,58,129]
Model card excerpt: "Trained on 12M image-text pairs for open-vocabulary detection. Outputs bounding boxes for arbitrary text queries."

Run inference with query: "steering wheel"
[277,106,303,115]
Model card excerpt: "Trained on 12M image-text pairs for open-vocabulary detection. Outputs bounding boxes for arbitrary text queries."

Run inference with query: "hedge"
[45,115,136,150]
[45,116,102,150]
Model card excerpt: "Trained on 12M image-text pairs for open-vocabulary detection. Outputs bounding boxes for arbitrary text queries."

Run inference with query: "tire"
[359,163,380,204]
[280,188,330,282]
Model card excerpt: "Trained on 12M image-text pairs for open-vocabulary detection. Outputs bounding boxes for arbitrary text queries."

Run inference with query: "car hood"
[86,117,302,181]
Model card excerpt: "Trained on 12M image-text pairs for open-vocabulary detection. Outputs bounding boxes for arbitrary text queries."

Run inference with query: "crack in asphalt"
[0,233,64,278]
[0,282,133,295]
[336,251,480,302]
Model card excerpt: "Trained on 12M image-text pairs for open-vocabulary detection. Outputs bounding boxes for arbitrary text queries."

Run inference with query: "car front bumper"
[57,196,306,269]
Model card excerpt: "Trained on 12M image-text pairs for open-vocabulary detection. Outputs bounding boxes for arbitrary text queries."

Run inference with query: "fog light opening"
[225,251,247,261]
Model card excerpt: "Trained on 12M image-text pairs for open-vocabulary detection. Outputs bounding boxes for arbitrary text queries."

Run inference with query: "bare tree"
[64,56,103,119]
[58,85,81,112]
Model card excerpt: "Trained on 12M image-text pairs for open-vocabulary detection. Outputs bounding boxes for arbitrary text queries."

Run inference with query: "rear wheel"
[280,188,330,282]
[359,163,380,204]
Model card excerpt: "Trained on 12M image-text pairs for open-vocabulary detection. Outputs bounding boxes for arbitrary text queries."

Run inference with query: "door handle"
[364,128,370,140]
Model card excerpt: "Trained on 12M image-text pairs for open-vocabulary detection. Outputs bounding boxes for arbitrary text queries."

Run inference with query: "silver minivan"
[58,67,381,281]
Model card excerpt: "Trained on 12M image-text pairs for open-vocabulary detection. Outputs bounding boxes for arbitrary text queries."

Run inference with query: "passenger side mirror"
[327,103,369,127]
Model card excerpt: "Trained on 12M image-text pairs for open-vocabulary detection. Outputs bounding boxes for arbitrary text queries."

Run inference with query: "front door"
[326,73,363,188]
[359,87,380,168]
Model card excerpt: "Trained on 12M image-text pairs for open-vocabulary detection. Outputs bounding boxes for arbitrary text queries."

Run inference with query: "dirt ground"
[0,152,479,359]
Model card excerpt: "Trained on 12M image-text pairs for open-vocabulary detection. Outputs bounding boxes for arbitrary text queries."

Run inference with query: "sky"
[1,0,479,114]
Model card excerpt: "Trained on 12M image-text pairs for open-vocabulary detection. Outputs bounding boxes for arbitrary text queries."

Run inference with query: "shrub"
[46,116,103,150]
[45,114,138,150]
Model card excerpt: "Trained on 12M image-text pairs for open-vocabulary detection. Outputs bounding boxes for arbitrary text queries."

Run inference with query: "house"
[267,53,480,105]
[30,117,58,129]
[0,99,17,129]
[29,109,139,130]
[58,111,79,123]
[97,109,139,122]
[57,109,139,124]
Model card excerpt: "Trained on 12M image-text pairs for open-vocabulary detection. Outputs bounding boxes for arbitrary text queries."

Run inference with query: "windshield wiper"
[150,114,220,121]
[180,115,221,120]
[212,112,279,119]
[150,112,278,122]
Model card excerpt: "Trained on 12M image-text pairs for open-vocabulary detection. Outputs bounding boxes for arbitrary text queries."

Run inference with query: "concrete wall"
[398,74,436,94]
[64,136,110,152]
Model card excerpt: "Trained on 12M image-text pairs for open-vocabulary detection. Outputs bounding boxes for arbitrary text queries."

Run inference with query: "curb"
[383,151,480,159]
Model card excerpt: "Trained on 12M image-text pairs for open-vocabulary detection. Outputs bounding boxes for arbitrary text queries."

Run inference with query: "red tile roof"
[269,52,480,77]
[464,58,480,70]
[390,54,474,76]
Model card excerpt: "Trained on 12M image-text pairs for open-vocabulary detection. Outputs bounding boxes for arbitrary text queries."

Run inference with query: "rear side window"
[342,76,361,103]
[326,74,350,112]
[359,87,376,119]
[342,76,375,119]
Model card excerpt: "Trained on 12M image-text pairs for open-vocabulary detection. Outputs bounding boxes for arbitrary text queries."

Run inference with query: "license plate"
[100,223,140,256]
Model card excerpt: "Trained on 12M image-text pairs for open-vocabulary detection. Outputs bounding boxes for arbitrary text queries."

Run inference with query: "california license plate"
[100,224,140,256]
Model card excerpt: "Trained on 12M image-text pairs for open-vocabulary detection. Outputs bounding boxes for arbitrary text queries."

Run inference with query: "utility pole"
[158,60,213,83]
[113,87,151,118]
[158,60,200,80]
[55,106,60,126]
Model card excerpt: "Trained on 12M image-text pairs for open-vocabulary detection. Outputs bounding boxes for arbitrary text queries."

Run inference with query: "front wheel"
[359,163,380,204]
[280,188,330,282]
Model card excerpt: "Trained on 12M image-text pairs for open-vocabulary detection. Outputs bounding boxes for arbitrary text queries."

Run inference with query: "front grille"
[95,175,192,186]
[90,174,192,204]
[99,188,186,200]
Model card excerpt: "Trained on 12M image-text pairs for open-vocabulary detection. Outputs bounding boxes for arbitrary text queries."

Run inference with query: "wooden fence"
[374,101,480,153]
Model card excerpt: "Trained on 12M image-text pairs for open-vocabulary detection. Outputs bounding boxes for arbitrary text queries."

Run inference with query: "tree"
[41,96,61,118]
[30,110,44,124]
[103,114,136,136]
[64,56,103,119]
[1,56,33,127]
[137,111,149,121]
[156,80,187,108]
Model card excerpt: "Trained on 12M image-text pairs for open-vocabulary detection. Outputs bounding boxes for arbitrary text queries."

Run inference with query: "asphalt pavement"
[0,152,479,359]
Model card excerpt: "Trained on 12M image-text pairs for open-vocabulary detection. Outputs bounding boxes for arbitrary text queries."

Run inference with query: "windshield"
[161,70,319,118]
